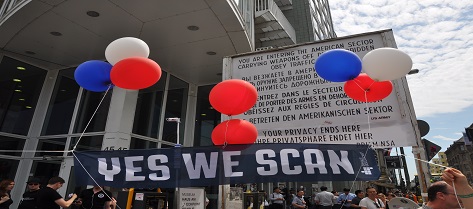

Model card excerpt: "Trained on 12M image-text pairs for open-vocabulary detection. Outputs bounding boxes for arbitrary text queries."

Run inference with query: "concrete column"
[102,87,138,150]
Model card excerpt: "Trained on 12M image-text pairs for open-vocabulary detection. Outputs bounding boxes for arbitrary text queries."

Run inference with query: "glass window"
[36,138,66,157]
[0,135,25,156]
[42,68,80,135]
[68,135,103,154]
[30,161,61,183]
[133,71,167,138]
[74,91,111,133]
[130,137,157,150]
[162,76,188,144]
[0,56,46,135]
[194,85,220,146]
[0,159,19,180]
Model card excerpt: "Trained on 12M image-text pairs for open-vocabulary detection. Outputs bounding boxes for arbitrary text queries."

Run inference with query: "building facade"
[445,139,473,184]
[0,0,335,208]
[429,152,448,175]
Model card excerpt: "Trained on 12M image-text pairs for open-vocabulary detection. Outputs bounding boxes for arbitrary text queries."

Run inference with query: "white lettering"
[125,156,145,181]
[328,150,354,174]
[255,149,278,175]
[98,158,121,181]
[182,152,218,179]
[280,149,302,175]
[148,155,170,181]
[222,151,243,177]
[303,149,327,174]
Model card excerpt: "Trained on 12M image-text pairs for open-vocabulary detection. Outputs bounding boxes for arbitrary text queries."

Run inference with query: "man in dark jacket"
[18,178,41,209]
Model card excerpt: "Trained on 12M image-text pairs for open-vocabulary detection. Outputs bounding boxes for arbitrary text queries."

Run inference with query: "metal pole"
[399,147,410,190]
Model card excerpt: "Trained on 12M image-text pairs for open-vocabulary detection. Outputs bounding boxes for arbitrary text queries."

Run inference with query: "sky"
[329,0,473,181]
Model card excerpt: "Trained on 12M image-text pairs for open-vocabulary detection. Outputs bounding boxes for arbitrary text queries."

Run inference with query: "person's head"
[26,177,41,191]
[377,193,386,201]
[365,187,377,199]
[0,179,14,193]
[48,176,65,190]
[320,186,328,191]
[273,187,280,193]
[343,188,350,194]
[290,188,295,194]
[296,189,304,197]
[331,191,339,196]
[387,193,396,200]
[426,181,461,208]
[355,190,364,198]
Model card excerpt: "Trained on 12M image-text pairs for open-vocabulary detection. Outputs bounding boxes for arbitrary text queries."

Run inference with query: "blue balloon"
[315,49,362,82]
[74,60,113,92]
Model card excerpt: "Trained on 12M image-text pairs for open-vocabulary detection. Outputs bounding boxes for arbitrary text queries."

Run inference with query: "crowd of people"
[263,168,473,209]
[0,176,115,209]
[1,167,473,209]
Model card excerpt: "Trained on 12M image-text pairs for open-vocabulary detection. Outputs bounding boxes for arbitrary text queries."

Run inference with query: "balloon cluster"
[209,79,258,146]
[315,48,412,102]
[74,37,162,92]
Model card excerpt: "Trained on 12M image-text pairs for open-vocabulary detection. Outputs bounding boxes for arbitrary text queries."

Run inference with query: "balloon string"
[343,78,378,203]
[223,117,231,149]
[72,84,112,151]
[72,151,121,209]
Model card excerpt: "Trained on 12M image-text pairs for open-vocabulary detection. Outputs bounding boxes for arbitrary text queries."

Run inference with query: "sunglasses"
[28,183,39,186]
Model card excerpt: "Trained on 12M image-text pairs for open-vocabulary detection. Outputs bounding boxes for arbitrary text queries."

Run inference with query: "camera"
[165,118,180,122]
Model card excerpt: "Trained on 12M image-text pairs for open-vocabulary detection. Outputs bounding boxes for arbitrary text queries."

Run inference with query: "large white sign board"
[224,30,419,148]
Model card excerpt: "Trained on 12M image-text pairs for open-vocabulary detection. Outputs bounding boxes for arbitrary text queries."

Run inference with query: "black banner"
[74,144,380,188]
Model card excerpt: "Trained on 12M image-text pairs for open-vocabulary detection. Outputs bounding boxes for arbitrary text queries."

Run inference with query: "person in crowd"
[18,177,41,209]
[269,187,285,209]
[350,190,364,208]
[417,167,473,209]
[385,193,396,209]
[332,191,341,209]
[0,179,14,209]
[76,185,113,209]
[285,188,295,208]
[359,187,384,209]
[377,193,387,209]
[314,186,334,209]
[36,176,77,209]
[405,191,418,203]
[338,188,356,209]
[292,189,307,209]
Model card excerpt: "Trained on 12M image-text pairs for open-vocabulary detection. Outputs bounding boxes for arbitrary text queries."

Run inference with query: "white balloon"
[105,37,150,65]
[362,48,413,81]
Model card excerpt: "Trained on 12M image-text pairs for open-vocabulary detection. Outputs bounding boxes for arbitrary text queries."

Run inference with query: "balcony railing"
[255,0,296,47]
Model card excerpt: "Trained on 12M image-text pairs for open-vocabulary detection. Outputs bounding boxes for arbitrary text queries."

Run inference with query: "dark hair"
[365,186,376,192]
[343,188,350,192]
[0,179,14,196]
[355,190,363,195]
[427,181,449,201]
[273,187,280,191]
[331,191,338,194]
[48,177,65,185]
[320,186,328,191]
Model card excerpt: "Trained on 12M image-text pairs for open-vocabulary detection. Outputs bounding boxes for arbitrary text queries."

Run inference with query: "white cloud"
[454,132,463,136]
[432,135,457,141]
[329,0,473,117]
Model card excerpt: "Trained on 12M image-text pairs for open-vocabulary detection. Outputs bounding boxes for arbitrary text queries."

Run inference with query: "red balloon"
[211,119,258,145]
[209,79,257,116]
[344,73,393,102]
[110,57,162,90]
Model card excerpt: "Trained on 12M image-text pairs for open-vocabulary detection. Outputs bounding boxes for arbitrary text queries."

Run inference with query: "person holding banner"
[36,177,77,209]
[75,186,113,209]
[337,188,355,209]
[418,167,473,209]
